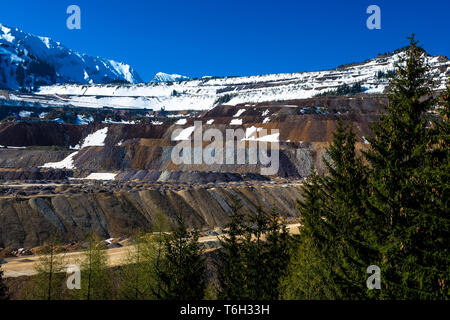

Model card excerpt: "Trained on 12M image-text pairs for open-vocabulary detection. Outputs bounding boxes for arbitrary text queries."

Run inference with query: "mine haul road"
[2,224,301,278]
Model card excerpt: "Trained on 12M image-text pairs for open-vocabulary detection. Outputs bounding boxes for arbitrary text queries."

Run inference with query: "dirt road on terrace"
[2,224,300,278]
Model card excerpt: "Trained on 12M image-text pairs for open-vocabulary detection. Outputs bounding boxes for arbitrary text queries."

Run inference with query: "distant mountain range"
[151,72,190,83]
[0,23,142,90]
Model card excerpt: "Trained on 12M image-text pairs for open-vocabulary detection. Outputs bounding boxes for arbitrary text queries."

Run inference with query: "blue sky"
[1,0,449,82]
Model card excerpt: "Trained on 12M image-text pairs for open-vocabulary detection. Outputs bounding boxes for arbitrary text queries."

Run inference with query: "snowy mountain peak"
[0,23,142,90]
[152,72,190,83]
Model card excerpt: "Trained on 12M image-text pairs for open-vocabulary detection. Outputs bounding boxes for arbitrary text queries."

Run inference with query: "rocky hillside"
[0,182,303,248]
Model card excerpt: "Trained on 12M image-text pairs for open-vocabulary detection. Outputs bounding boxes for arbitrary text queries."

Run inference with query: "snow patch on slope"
[41,152,78,169]
[80,127,108,147]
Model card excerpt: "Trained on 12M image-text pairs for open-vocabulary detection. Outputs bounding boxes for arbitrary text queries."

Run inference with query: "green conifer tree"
[282,119,370,299]
[364,35,449,299]
[218,198,292,300]
[217,196,246,299]
[154,215,206,300]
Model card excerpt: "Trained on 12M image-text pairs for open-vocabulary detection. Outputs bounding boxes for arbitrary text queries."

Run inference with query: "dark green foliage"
[364,35,449,299]
[15,64,25,87]
[153,216,206,300]
[319,121,377,299]
[214,94,235,105]
[286,35,449,300]
[218,197,292,300]
[0,265,9,300]
[105,79,130,85]
[315,83,367,97]
[217,197,246,299]
[250,207,291,299]
[28,59,56,81]
[282,120,372,299]
[377,70,396,79]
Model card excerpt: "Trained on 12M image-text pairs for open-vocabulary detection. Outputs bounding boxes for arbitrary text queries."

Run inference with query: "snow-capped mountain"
[5,49,450,111]
[0,23,142,90]
[151,72,190,83]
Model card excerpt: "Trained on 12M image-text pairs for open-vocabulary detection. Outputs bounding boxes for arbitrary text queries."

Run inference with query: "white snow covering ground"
[83,172,117,180]
[80,127,108,147]
[233,109,246,117]
[41,127,109,169]
[41,151,78,169]
[173,126,195,141]
[102,118,136,124]
[18,111,32,117]
[4,50,449,111]
[0,146,26,149]
[230,119,243,125]
[175,118,187,125]
[242,126,280,142]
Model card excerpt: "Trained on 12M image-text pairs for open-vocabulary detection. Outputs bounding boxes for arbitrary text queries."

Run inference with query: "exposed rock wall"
[0,149,72,169]
[0,122,83,147]
[0,184,303,248]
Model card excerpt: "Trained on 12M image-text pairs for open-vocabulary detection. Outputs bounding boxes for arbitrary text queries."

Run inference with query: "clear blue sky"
[1,0,449,82]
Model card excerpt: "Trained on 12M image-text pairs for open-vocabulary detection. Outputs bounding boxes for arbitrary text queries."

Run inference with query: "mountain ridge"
[27,50,449,110]
[0,23,143,90]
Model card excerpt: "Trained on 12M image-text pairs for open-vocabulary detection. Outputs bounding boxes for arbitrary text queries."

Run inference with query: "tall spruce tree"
[218,198,292,300]
[217,196,246,299]
[282,119,372,299]
[415,83,450,299]
[364,35,449,299]
[252,207,291,299]
[153,215,206,300]
[321,121,375,298]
